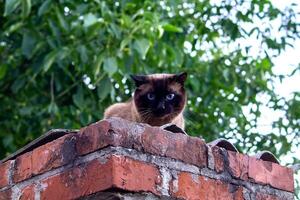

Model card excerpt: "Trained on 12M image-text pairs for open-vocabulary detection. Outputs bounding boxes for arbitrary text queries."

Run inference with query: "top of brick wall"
[0,117,295,200]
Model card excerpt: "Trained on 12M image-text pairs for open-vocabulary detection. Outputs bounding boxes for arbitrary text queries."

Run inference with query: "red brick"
[0,160,13,188]
[40,158,113,199]
[20,185,35,200]
[212,146,224,173]
[249,157,294,192]
[40,156,161,199]
[13,151,32,183]
[170,172,243,200]
[0,189,11,200]
[32,134,77,175]
[256,193,280,200]
[112,156,161,194]
[142,127,207,167]
[76,120,112,155]
[228,151,249,180]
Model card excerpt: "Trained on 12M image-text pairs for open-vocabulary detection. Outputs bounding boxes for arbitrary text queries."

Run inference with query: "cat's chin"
[153,114,172,120]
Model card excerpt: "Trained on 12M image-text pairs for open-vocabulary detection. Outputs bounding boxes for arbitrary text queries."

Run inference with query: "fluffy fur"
[104,72,187,129]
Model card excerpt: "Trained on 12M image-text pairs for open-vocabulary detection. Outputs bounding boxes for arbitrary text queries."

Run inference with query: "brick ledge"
[0,117,295,199]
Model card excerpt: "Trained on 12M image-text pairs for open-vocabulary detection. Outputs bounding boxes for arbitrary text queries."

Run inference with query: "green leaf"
[162,24,183,33]
[97,76,111,101]
[120,37,131,50]
[48,102,59,114]
[222,68,230,82]
[133,38,150,59]
[79,112,89,125]
[11,77,26,93]
[42,50,58,72]
[57,47,69,60]
[21,0,31,18]
[0,65,8,80]
[72,86,84,108]
[3,135,14,148]
[4,22,23,35]
[93,54,104,77]
[109,24,121,39]
[21,31,37,59]
[38,0,51,16]
[103,57,118,76]
[83,13,98,27]
[77,45,88,63]
[55,6,69,32]
[48,19,61,41]
[19,106,33,116]
[4,0,21,16]
[261,58,272,71]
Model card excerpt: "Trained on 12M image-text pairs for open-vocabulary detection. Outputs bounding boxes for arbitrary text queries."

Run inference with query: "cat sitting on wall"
[104,72,187,129]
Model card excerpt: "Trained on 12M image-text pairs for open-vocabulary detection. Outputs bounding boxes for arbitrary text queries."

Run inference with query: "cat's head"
[131,72,187,120]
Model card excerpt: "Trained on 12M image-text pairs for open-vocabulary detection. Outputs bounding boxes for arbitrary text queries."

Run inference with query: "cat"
[104,72,187,129]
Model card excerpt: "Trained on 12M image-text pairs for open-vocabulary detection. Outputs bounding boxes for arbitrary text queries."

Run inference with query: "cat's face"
[131,73,187,120]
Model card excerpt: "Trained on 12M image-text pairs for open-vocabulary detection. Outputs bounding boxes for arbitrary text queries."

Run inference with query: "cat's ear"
[130,75,148,87]
[174,72,187,85]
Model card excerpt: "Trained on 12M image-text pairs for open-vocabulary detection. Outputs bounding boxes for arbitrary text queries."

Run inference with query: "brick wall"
[0,117,295,200]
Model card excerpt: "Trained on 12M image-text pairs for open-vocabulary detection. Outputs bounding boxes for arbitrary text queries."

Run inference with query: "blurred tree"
[0,0,299,178]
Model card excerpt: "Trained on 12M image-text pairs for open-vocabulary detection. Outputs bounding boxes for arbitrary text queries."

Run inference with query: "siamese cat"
[104,72,187,129]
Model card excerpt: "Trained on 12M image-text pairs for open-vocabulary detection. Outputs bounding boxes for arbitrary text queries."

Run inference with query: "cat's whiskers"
[138,108,153,122]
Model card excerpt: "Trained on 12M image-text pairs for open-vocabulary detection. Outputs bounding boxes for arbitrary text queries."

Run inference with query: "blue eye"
[147,93,155,100]
[166,93,175,100]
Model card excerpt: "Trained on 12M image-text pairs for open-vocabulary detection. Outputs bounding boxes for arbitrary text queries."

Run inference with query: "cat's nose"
[158,101,166,110]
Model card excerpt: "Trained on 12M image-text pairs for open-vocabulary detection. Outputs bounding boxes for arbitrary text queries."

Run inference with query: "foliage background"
[0,0,299,197]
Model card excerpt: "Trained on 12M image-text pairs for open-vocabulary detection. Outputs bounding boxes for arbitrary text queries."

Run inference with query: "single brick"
[13,151,32,183]
[227,151,249,180]
[40,155,161,199]
[249,157,294,192]
[112,156,161,195]
[0,160,13,188]
[32,134,77,175]
[268,162,294,192]
[170,172,243,200]
[76,120,112,155]
[20,184,35,200]
[211,146,225,173]
[0,189,11,200]
[142,127,207,167]
[183,136,207,168]
[40,157,114,199]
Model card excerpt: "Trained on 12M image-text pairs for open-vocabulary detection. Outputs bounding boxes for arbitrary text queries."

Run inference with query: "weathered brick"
[211,146,224,173]
[40,155,161,199]
[112,156,161,195]
[0,160,13,188]
[141,127,170,155]
[76,120,113,155]
[13,151,32,183]
[32,134,77,175]
[142,127,207,167]
[20,184,35,200]
[170,172,243,200]
[40,158,113,199]
[0,189,11,200]
[227,151,249,180]
[249,157,294,192]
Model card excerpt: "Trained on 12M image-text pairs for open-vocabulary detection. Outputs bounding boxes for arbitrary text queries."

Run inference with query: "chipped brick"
[170,172,243,200]
[0,160,13,188]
